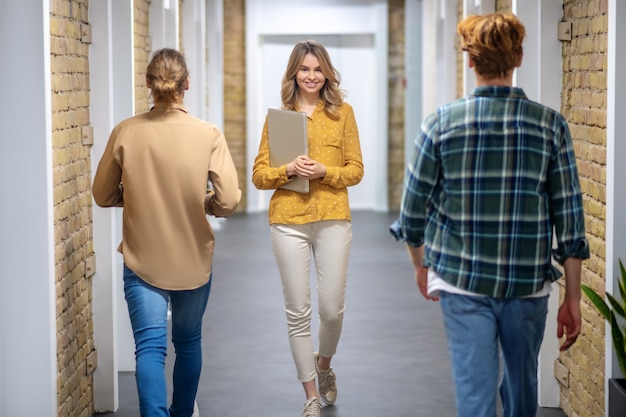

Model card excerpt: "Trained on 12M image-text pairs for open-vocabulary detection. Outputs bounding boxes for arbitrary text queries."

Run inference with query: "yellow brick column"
[134,0,153,114]
[559,1,608,417]
[223,0,247,211]
[388,0,406,211]
[50,0,96,416]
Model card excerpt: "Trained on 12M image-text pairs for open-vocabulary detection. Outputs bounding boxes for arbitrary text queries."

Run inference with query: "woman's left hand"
[296,156,326,180]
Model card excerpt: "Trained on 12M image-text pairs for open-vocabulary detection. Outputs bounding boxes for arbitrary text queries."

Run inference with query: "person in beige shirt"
[93,48,240,417]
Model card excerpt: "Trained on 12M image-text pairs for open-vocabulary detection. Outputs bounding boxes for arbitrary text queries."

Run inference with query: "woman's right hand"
[287,155,312,178]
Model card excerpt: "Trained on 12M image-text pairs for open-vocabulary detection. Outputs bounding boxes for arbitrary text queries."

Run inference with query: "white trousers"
[270,220,352,382]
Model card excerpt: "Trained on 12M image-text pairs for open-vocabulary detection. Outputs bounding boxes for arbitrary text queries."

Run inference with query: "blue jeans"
[439,292,548,417]
[123,265,212,417]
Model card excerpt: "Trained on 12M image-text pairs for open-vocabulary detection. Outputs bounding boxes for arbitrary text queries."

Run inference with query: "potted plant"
[582,259,626,416]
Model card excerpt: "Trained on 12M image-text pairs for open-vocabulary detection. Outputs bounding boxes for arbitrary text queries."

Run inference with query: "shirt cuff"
[552,238,590,265]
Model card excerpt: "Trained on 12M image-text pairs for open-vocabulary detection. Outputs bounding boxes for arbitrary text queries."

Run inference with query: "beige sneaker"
[191,400,199,417]
[301,397,322,417]
[314,352,337,405]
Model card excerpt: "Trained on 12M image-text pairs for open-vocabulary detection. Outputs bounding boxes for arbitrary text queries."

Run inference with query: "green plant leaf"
[607,292,626,319]
[610,311,626,377]
[620,327,626,378]
[617,259,626,300]
[582,284,611,322]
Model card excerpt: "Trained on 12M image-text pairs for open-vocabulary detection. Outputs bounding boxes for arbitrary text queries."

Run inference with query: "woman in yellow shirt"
[252,40,363,417]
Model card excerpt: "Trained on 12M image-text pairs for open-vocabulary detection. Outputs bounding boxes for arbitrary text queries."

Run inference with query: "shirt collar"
[471,86,527,100]
[150,102,188,113]
[295,100,324,113]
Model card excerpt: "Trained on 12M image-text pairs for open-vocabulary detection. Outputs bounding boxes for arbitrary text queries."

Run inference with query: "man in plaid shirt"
[396,13,589,417]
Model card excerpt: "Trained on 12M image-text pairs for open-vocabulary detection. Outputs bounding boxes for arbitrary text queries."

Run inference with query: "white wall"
[0,1,57,416]
[607,0,626,388]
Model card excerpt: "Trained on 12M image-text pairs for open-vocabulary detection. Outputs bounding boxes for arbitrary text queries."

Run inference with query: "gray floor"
[96,211,566,417]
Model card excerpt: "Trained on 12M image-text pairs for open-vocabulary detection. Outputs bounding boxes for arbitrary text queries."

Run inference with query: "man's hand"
[557,297,581,351]
[416,266,438,301]
[557,257,583,351]
[406,244,438,301]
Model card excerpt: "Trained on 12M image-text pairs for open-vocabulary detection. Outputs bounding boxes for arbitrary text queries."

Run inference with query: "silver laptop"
[267,108,309,193]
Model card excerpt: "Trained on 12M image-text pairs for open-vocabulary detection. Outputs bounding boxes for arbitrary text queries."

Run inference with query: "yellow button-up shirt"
[252,101,364,224]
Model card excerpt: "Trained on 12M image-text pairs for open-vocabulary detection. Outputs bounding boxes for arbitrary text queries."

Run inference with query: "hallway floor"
[97,211,566,417]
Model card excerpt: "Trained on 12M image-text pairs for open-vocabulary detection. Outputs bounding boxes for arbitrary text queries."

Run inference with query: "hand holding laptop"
[286,155,326,180]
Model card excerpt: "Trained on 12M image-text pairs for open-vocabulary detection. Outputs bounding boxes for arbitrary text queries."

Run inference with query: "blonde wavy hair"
[146,48,189,107]
[457,13,525,80]
[280,40,345,120]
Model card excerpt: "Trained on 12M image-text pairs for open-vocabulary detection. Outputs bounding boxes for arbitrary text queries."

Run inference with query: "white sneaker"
[301,397,322,417]
[191,400,200,417]
[314,352,337,405]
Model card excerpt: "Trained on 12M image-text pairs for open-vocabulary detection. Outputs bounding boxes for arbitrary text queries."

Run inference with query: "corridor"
[100,211,566,417]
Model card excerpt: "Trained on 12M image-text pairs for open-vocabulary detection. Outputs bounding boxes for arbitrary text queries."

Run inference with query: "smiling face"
[295,53,326,98]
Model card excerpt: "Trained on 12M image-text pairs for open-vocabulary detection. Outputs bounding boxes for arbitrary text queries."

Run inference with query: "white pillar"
[207,0,224,129]
[513,0,563,407]
[90,0,118,411]
[607,0,626,394]
[421,0,439,117]
[461,0,495,95]
[373,0,389,212]
[405,0,422,166]
[150,0,180,51]
[90,0,136,411]
[422,0,458,117]
[182,0,208,120]
[0,1,56,416]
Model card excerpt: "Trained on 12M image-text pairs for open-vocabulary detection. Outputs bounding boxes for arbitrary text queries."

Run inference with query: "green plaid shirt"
[399,86,589,298]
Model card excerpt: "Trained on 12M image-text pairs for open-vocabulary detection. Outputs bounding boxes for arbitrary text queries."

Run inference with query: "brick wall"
[388,0,406,211]
[50,0,96,416]
[223,0,247,211]
[493,2,608,415]
[179,0,184,49]
[455,0,464,99]
[496,0,512,13]
[134,0,152,114]
[559,1,608,416]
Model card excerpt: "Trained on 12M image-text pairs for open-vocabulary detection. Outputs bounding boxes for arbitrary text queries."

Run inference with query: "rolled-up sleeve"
[322,105,364,188]
[93,127,124,207]
[205,131,241,217]
[549,118,590,263]
[399,113,440,247]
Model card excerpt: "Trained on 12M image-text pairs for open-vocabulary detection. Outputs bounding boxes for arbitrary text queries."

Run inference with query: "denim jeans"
[123,265,212,417]
[439,292,548,417]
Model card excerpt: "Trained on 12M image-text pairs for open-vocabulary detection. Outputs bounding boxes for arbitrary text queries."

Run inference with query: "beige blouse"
[93,103,241,290]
